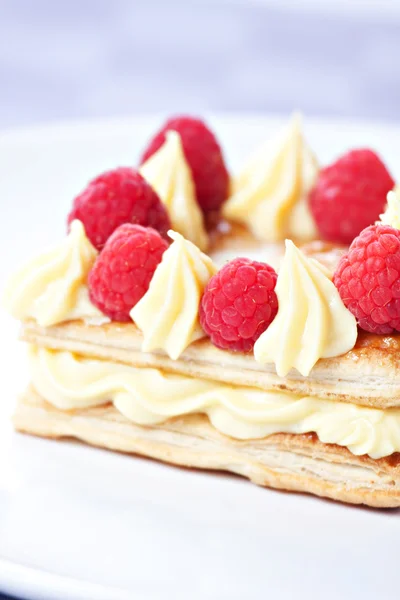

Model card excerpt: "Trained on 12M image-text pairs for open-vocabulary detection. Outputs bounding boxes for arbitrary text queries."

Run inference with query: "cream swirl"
[29,345,400,459]
[3,220,107,326]
[131,230,216,359]
[223,113,319,242]
[254,240,357,377]
[140,130,208,250]
[380,187,400,229]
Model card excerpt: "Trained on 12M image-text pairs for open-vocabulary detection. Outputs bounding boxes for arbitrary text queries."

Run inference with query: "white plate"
[1,114,400,600]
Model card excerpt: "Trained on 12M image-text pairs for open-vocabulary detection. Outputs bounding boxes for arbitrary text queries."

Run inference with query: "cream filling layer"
[29,345,400,459]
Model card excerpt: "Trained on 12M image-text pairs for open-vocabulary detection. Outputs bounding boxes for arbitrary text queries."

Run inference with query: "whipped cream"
[131,230,216,359]
[29,344,400,459]
[254,240,357,377]
[380,187,400,228]
[223,113,318,242]
[3,220,107,326]
[140,131,208,250]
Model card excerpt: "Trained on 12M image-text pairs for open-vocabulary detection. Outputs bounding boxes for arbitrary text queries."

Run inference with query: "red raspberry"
[333,224,400,334]
[88,224,168,322]
[199,258,278,352]
[140,116,229,214]
[310,149,395,244]
[67,167,171,250]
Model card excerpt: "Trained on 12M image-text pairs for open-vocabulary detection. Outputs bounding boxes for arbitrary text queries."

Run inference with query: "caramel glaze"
[209,219,348,266]
[355,330,400,351]
[208,220,259,253]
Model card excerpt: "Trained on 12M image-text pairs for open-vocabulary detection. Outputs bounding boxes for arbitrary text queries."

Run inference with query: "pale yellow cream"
[3,220,108,326]
[131,230,216,359]
[380,187,400,228]
[29,344,400,459]
[140,131,208,250]
[254,240,357,377]
[223,113,319,242]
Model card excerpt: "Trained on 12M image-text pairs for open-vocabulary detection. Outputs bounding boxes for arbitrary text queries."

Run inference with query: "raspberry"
[199,258,278,352]
[140,116,229,214]
[88,224,168,322]
[67,167,171,250]
[310,149,395,244]
[333,224,400,334]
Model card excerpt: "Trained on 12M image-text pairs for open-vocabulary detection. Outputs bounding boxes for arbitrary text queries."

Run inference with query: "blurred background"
[1,0,400,129]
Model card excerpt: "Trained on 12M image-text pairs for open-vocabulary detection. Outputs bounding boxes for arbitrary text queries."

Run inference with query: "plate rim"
[0,557,132,600]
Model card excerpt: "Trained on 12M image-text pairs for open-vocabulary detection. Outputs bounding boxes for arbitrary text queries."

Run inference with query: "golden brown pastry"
[21,319,400,409]
[16,386,400,508]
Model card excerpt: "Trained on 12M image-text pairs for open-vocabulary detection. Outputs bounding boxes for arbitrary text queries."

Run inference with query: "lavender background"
[1,0,400,129]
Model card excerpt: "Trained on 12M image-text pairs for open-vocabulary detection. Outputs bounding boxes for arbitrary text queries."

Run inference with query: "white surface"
[1,114,400,600]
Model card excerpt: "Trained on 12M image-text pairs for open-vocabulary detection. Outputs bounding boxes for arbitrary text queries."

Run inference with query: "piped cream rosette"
[131,230,216,359]
[140,131,208,251]
[254,240,357,376]
[3,220,107,326]
[223,113,319,242]
[380,186,400,228]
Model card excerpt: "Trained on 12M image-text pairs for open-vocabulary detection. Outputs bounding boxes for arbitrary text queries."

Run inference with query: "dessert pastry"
[5,114,400,508]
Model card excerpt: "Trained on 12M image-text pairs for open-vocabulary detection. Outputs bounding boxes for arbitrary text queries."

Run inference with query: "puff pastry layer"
[22,320,400,409]
[15,387,400,508]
